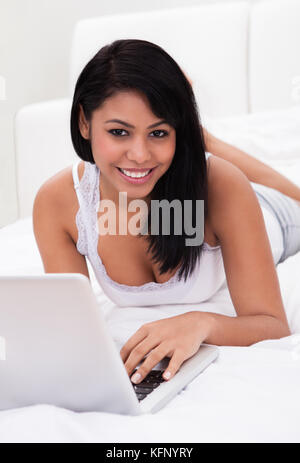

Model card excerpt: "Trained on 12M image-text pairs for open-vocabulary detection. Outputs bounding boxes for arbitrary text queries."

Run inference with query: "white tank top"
[72,152,227,307]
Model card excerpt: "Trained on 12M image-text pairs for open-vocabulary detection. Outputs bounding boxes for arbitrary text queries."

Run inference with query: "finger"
[119,326,148,362]
[130,343,170,384]
[162,349,186,381]
[125,335,160,377]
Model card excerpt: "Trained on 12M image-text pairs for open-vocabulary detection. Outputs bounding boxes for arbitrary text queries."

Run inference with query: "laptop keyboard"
[131,369,166,401]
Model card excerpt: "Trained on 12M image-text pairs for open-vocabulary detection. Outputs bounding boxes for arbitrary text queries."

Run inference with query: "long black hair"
[70,39,209,282]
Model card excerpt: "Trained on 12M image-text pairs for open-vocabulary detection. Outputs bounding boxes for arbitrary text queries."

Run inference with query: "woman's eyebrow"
[104,119,168,129]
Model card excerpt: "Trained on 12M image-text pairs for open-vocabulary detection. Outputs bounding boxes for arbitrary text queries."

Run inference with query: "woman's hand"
[119,311,213,383]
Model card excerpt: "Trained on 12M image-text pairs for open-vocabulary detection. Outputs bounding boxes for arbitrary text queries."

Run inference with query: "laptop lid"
[0,273,141,415]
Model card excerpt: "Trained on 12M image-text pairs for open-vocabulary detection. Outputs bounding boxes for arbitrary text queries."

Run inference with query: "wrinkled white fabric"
[1,107,300,442]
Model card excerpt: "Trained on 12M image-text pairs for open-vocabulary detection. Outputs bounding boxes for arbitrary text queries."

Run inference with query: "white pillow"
[203,105,300,162]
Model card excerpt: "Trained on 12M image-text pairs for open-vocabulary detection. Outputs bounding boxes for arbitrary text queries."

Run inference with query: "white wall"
[0,0,261,228]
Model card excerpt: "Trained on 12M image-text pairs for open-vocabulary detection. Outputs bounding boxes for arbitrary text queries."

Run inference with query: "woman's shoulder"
[37,160,85,198]
[206,154,257,237]
[33,161,86,235]
[207,154,251,199]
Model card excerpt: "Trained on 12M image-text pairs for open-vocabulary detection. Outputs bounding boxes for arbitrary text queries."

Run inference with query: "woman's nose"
[126,138,151,164]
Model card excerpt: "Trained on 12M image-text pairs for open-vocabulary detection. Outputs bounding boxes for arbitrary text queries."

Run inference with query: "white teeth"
[119,168,151,178]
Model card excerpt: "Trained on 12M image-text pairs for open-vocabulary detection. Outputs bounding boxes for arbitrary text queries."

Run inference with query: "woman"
[33,39,300,386]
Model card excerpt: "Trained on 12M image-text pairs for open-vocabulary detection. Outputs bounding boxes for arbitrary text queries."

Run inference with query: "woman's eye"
[109,129,127,136]
[150,130,168,138]
[108,129,168,138]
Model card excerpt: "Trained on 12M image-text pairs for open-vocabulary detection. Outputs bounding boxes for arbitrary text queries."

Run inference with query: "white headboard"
[69,2,249,118]
[249,0,300,112]
[14,0,300,220]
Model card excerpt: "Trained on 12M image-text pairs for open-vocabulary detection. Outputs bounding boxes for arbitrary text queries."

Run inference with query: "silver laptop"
[0,273,219,415]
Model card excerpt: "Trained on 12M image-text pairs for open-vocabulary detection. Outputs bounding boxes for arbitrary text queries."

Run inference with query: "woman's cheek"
[91,135,120,163]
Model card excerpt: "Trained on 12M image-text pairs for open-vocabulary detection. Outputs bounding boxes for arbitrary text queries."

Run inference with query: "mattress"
[1,106,300,442]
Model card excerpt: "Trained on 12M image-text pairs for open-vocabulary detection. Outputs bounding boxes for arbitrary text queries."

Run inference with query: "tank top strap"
[72,160,94,256]
[72,160,81,190]
[72,160,101,258]
[72,160,97,203]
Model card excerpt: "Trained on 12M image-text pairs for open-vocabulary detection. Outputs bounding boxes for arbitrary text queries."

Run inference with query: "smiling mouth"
[116,167,156,178]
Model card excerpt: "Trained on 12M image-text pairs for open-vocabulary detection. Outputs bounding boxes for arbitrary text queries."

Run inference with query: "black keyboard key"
[146,370,161,377]
[133,386,153,394]
[131,369,168,401]
[144,372,164,383]
[141,379,161,388]
[131,369,166,388]
[144,376,164,384]
[133,382,155,390]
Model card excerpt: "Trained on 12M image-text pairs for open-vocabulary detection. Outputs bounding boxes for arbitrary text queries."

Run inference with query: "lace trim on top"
[75,162,94,256]
[85,164,222,293]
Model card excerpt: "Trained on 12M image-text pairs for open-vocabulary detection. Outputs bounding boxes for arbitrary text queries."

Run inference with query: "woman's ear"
[78,104,90,140]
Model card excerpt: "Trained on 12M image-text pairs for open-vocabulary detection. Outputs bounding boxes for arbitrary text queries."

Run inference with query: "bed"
[1,0,300,443]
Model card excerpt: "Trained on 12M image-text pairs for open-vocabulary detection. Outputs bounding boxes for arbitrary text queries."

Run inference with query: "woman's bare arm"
[33,178,90,279]
[201,156,291,346]
[203,127,300,203]
[118,156,291,382]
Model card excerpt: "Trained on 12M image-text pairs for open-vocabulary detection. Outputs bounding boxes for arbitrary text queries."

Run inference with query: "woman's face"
[78,90,176,203]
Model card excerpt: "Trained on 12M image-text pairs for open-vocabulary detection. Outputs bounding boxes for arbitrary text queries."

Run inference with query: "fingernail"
[131,372,141,384]
[164,371,171,380]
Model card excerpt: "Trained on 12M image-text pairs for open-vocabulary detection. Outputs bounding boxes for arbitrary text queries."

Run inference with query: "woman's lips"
[116,166,157,184]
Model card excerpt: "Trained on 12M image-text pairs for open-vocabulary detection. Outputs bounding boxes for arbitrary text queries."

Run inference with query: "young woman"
[33,39,300,385]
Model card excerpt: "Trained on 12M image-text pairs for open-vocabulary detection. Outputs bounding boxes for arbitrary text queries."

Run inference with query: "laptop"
[0,273,219,415]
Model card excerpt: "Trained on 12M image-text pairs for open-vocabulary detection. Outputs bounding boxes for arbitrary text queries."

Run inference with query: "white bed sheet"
[1,106,300,443]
